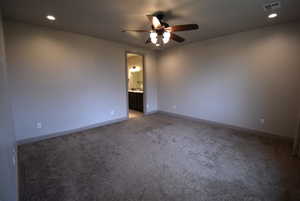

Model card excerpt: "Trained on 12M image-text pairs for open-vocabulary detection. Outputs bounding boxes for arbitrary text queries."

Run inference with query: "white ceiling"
[1,0,300,50]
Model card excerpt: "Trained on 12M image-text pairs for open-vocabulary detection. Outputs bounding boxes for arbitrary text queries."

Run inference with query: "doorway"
[126,52,145,119]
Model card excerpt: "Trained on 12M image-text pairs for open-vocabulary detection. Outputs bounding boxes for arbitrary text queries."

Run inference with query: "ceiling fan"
[122,13,199,46]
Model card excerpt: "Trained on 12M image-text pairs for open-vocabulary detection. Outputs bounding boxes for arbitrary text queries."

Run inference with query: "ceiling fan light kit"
[122,12,199,46]
[150,31,158,44]
[162,31,171,44]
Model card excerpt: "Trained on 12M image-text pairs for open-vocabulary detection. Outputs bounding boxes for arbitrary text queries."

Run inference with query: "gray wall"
[0,11,17,201]
[5,19,300,141]
[4,20,157,141]
[158,22,300,138]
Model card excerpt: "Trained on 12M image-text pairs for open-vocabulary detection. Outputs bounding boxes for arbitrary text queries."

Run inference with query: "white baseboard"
[17,111,158,145]
[157,110,293,142]
[17,117,128,145]
[144,110,158,115]
[17,110,293,145]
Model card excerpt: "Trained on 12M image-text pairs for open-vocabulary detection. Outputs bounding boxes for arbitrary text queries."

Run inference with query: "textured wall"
[158,22,300,138]
[4,20,158,141]
[0,11,17,201]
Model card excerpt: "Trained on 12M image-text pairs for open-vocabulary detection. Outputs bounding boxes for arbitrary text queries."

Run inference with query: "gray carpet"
[18,113,300,201]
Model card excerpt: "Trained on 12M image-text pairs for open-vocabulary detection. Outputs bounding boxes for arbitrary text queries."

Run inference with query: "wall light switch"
[110,110,115,116]
[260,118,265,125]
[172,105,177,110]
[36,122,42,129]
[12,155,16,166]
[12,149,16,166]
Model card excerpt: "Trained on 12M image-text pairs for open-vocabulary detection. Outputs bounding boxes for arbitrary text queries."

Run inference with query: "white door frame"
[125,51,146,117]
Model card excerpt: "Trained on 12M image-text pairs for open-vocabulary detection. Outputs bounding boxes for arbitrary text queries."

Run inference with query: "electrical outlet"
[110,110,115,116]
[36,122,42,129]
[172,105,177,110]
[260,118,265,125]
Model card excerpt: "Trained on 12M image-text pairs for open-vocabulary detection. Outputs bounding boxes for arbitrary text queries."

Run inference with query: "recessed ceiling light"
[268,13,278,19]
[46,15,56,21]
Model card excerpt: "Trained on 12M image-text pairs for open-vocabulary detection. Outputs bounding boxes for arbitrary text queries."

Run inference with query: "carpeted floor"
[18,113,300,201]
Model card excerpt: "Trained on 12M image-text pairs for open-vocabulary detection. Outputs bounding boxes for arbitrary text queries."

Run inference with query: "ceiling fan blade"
[171,33,185,43]
[145,37,151,44]
[146,15,153,23]
[152,16,161,29]
[168,24,199,32]
[146,15,161,29]
[122,29,149,32]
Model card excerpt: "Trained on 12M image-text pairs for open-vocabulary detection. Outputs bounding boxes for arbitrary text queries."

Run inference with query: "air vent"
[263,1,281,11]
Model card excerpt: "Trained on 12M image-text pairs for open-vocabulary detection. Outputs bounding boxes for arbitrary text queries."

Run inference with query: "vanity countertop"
[128,90,144,93]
